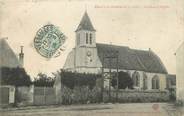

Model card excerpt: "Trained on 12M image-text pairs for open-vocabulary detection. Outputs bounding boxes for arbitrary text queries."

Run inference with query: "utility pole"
[109,56,112,102]
[102,48,119,103]
[116,51,119,102]
[101,53,104,102]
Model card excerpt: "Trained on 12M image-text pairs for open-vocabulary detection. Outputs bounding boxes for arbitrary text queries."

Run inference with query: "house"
[0,38,24,68]
[176,41,184,101]
[0,38,24,106]
[63,11,168,91]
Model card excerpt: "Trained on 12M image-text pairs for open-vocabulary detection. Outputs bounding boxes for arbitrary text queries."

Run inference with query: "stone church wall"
[103,68,167,91]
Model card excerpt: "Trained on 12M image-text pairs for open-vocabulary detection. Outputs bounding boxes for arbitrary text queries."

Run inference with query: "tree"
[111,71,133,89]
[33,73,55,87]
[59,70,101,89]
[0,67,31,86]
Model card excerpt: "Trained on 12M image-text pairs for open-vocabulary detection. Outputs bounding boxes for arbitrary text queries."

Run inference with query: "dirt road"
[1,103,183,116]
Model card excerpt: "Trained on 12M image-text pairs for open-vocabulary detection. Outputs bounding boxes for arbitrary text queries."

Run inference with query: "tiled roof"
[96,43,168,74]
[75,11,96,32]
[0,38,21,68]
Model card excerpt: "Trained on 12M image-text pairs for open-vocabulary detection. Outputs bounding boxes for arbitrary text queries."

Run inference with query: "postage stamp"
[34,24,66,58]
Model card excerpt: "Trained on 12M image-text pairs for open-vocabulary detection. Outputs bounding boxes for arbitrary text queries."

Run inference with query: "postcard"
[0,0,184,116]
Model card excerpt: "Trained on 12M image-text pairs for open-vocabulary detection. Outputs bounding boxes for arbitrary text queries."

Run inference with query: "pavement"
[0,103,184,116]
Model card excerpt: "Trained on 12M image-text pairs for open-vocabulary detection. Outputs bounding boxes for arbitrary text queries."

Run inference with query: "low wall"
[17,85,170,106]
[103,89,170,103]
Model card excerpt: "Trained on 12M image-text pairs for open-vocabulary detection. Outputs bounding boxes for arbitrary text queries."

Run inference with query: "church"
[63,12,168,91]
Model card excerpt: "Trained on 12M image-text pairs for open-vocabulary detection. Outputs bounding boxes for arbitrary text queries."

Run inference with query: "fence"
[17,86,56,106]
[55,85,170,105]
[55,85,102,104]
[34,87,56,105]
[14,85,170,106]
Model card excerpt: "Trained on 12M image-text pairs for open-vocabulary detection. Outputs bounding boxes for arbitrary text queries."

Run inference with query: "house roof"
[96,43,168,74]
[0,38,21,68]
[75,11,96,32]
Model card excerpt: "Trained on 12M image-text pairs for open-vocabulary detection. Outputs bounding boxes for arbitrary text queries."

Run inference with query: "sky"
[0,0,184,78]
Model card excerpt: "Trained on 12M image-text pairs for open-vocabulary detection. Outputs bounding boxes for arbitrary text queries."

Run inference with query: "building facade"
[176,41,184,101]
[63,12,168,91]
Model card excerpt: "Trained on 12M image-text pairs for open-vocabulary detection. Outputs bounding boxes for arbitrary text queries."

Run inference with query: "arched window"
[143,73,148,90]
[152,75,160,89]
[86,33,88,44]
[89,33,92,44]
[132,71,140,87]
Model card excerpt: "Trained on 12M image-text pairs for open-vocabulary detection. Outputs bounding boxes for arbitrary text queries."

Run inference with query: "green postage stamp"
[34,24,66,58]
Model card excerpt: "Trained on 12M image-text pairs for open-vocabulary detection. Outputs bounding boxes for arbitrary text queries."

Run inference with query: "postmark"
[34,24,66,58]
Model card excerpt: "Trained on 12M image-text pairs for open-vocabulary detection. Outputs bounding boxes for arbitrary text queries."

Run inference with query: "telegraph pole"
[101,53,104,102]
[102,48,119,103]
[116,51,119,102]
[109,55,112,102]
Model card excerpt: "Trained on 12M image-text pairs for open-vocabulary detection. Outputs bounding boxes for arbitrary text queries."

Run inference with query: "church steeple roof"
[75,11,96,32]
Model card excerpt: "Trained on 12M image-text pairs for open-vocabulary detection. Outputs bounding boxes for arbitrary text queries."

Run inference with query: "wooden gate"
[0,86,9,105]
[33,87,56,105]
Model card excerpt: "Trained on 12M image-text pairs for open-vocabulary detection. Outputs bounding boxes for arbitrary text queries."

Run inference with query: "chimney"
[19,46,24,67]
[148,48,151,56]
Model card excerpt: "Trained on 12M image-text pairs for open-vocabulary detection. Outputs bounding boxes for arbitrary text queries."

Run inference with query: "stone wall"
[55,83,169,104]
[103,89,170,103]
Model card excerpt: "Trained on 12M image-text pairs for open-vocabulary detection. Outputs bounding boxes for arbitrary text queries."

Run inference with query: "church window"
[77,33,80,45]
[78,38,80,45]
[90,33,92,44]
[143,73,148,90]
[86,33,88,44]
[132,71,140,87]
[152,75,159,89]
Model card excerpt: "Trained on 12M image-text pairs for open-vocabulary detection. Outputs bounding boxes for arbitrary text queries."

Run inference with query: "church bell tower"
[75,11,96,47]
[73,11,102,73]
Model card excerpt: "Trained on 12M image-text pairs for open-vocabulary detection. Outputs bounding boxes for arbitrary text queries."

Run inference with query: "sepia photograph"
[0,0,184,116]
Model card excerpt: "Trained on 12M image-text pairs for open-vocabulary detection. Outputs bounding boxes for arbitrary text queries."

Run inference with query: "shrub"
[33,73,55,87]
[0,67,31,86]
[175,100,184,107]
[111,71,133,89]
[59,70,102,89]
[61,85,101,105]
